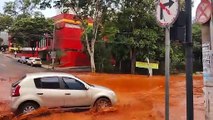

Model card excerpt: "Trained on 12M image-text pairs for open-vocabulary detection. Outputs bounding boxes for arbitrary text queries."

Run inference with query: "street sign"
[156,0,179,27]
[196,0,212,24]
[136,61,159,69]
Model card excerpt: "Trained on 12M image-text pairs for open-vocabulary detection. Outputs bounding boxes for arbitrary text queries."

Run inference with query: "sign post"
[156,0,179,120]
[164,27,170,120]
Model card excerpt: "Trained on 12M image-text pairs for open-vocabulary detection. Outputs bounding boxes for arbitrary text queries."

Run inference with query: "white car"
[11,72,117,114]
[17,57,21,62]
[27,57,42,67]
[19,56,30,64]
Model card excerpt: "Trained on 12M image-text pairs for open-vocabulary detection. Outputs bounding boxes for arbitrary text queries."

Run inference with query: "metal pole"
[185,0,194,119]
[165,27,170,120]
[51,25,55,70]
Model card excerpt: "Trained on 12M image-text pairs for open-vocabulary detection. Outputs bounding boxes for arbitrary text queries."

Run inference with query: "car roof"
[26,72,76,78]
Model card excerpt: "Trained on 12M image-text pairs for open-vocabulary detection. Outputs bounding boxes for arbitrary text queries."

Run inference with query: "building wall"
[55,25,83,50]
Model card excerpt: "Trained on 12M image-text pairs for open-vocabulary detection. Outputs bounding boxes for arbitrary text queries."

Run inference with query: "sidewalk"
[3,53,91,72]
[42,64,91,72]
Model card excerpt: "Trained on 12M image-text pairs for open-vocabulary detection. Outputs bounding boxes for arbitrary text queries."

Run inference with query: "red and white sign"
[196,0,212,24]
[156,0,179,27]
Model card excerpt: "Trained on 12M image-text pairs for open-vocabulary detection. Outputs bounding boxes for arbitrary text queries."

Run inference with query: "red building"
[52,13,91,67]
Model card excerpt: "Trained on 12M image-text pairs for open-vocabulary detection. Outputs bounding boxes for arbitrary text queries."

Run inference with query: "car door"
[62,77,92,107]
[34,77,65,108]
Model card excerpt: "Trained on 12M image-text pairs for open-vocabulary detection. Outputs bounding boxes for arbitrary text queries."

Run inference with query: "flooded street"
[0,73,204,120]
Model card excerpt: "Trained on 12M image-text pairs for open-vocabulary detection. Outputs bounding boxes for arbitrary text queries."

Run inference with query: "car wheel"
[94,97,112,111]
[19,102,39,114]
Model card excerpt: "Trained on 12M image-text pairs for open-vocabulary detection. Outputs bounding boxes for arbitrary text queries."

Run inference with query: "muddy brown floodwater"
[0,73,204,120]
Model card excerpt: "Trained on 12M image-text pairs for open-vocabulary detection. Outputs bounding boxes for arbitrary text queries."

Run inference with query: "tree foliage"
[192,23,202,51]
[4,0,40,16]
[192,23,202,71]
[109,0,163,74]
[0,14,13,31]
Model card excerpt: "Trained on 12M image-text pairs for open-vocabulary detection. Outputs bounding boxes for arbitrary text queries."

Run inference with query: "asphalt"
[1,52,91,72]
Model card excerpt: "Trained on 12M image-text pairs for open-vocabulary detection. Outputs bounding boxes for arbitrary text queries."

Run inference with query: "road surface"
[0,53,47,80]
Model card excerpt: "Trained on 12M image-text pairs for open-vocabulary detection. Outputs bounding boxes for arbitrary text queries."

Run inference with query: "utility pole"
[185,0,194,119]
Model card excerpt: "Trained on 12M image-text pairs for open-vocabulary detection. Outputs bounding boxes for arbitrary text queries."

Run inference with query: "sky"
[0,0,201,18]
[0,0,56,18]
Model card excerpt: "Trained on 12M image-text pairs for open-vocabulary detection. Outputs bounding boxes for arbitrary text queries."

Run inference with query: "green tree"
[10,16,53,56]
[0,14,13,31]
[95,41,114,72]
[111,0,162,74]
[4,0,40,16]
[39,0,119,72]
[192,23,202,71]
[56,49,65,65]
[3,1,18,16]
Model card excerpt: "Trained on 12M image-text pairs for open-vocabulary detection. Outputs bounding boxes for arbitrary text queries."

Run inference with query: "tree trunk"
[84,33,96,72]
[90,52,96,72]
[119,60,122,72]
[130,47,136,74]
[31,47,35,57]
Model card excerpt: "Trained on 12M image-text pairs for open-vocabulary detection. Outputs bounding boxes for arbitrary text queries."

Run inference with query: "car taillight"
[12,85,21,97]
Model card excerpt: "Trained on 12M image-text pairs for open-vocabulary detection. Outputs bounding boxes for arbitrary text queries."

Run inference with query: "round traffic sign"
[196,0,212,24]
[156,0,179,27]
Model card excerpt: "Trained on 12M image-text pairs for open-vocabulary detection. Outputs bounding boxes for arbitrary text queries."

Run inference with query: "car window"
[34,77,60,89]
[62,77,87,90]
